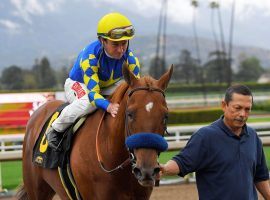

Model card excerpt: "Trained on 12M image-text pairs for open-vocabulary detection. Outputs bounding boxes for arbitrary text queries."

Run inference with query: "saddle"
[32,103,85,200]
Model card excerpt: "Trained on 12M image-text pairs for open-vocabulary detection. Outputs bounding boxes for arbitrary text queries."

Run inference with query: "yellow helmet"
[97,12,135,41]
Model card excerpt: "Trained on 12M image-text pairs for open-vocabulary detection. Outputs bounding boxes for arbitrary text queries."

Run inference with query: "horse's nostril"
[153,167,160,176]
[133,167,142,178]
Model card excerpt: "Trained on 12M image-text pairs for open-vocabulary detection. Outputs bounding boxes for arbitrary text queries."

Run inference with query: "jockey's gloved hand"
[107,103,119,117]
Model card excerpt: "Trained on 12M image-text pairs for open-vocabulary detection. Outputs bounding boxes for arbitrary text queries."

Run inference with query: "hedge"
[168,101,270,124]
[166,82,270,94]
[168,108,223,124]
[253,101,270,112]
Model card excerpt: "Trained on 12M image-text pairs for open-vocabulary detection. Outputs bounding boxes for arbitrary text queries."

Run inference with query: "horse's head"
[122,63,173,187]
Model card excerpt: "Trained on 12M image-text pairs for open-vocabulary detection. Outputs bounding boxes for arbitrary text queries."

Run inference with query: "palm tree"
[216,1,226,57]
[227,0,236,87]
[161,0,168,74]
[210,1,230,91]
[152,0,167,78]
[209,1,223,86]
[191,0,207,105]
[191,0,201,64]
[210,1,220,52]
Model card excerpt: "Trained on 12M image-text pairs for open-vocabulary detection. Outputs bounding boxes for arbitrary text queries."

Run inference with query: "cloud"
[10,0,64,24]
[0,19,20,33]
[8,0,270,26]
[99,0,193,24]
[211,0,270,21]
[97,0,270,25]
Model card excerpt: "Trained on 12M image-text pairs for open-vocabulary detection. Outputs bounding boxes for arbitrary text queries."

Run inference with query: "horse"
[17,64,173,200]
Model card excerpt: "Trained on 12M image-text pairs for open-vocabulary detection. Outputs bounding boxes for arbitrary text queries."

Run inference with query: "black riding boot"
[46,127,62,151]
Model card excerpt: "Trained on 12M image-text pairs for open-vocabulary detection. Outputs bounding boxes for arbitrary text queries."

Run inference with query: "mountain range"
[1,33,270,74]
[1,0,270,73]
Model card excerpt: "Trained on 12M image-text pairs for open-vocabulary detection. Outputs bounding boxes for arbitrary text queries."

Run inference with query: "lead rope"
[96,111,133,173]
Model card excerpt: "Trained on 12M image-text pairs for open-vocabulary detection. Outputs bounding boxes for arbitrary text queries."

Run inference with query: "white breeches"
[52,78,123,132]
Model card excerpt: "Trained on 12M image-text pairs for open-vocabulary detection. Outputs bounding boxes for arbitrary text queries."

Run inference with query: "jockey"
[46,12,140,150]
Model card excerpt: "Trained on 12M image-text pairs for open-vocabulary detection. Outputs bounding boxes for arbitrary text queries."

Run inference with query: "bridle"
[96,86,168,173]
[125,87,166,137]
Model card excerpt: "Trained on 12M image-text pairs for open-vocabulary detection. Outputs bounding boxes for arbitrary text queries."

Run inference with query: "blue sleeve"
[172,129,209,177]
[127,50,140,78]
[80,47,110,111]
[254,137,269,183]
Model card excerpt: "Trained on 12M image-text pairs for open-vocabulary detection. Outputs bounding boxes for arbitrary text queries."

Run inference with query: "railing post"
[0,163,2,190]
[175,131,180,142]
[0,162,7,194]
[0,141,4,152]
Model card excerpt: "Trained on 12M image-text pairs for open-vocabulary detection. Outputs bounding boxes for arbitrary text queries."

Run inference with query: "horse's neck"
[99,97,128,162]
[104,99,127,144]
[104,88,128,141]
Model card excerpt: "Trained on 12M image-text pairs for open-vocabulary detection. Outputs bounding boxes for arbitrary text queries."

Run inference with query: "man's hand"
[159,160,180,177]
[107,103,120,117]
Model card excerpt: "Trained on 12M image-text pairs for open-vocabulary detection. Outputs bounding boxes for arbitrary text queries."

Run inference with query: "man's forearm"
[162,160,180,176]
[255,180,270,200]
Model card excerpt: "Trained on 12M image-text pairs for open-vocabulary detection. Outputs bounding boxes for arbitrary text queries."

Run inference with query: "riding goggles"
[98,26,135,40]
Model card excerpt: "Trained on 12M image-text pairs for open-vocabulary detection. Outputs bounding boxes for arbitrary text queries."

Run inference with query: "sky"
[0,0,270,69]
[2,0,270,24]
[1,0,270,48]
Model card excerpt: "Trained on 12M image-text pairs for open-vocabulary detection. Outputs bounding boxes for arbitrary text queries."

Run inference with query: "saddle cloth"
[32,103,85,200]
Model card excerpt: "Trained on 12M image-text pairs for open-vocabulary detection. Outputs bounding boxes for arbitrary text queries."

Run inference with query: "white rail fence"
[1,122,270,161]
[0,122,270,189]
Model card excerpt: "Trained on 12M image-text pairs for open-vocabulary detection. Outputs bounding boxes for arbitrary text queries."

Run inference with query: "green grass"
[247,117,270,123]
[2,148,270,190]
[168,116,270,126]
[2,161,22,190]
[264,147,270,167]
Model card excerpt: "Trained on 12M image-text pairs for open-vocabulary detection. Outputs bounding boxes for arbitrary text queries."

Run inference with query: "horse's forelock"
[143,76,156,88]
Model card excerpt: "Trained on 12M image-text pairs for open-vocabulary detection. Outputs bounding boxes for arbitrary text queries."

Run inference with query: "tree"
[33,57,57,89]
[204,50,227,83]
[22,69,36,89]
[172,50,198,84]
[236,57,264,82]
[149,56,166,79]
[55,66,69,88]
[1,65,24,90]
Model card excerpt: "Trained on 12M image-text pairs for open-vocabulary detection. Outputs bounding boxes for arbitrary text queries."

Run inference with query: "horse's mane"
[109,82,129,103]
[109,76,157,104]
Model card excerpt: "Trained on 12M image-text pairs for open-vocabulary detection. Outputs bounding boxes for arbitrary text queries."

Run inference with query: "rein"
[96,86,166,173]
[96,111,133,173]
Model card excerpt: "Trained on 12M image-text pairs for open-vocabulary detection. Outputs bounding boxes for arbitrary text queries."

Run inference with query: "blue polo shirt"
[172,117,269,200]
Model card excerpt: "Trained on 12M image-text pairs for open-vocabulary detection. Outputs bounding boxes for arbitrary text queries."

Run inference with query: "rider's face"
[102,39,128,59]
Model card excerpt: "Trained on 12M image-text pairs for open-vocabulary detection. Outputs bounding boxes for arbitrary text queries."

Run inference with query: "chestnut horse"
[17,64,173,200]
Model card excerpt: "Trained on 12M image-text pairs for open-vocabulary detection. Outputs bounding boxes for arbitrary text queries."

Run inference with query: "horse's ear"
[122,61,138,87]
[157,64,173,90]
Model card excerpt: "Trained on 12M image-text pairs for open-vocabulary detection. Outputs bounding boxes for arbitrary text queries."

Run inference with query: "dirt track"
[0,184,198,200]
[150,183,198,200]
[150,183,265,200]
[1,183,265,200]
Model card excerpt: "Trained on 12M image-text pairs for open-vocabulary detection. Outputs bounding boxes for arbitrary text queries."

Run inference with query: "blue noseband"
[125,133,168,152]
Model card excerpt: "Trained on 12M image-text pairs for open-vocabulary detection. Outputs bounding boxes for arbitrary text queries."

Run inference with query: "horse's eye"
[127,111,134,121]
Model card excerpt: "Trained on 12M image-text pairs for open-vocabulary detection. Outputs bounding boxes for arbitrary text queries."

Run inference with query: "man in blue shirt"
[161,85,270,199]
